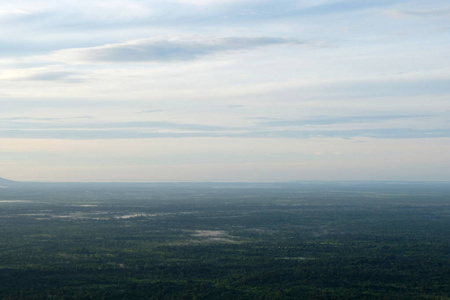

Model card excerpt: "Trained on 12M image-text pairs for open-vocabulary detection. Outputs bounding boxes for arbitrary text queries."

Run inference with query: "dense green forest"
[0,181,449,299]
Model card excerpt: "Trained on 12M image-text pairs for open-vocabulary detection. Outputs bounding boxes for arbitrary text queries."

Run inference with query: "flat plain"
[0,181,449,299]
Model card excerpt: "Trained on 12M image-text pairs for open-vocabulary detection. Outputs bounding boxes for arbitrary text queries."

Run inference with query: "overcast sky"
[1,0,449,182]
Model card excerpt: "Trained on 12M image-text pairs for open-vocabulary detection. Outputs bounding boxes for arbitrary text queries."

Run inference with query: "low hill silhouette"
[0,177,16,186]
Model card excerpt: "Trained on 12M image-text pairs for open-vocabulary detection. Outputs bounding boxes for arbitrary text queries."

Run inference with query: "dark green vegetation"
[0,181,449,299]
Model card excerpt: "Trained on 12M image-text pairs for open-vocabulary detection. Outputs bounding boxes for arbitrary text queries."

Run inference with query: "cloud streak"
[19,71,82,82]
[1,128,449,140]
[384,8,450,18]
[55,36,307,62]
[1,113,448,140]
[257,115,429,127]
[0,119,227,131]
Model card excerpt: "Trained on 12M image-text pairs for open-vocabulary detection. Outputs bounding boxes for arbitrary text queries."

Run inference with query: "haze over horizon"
[1,0,449,182]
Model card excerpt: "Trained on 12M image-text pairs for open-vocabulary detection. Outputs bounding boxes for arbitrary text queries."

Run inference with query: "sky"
[1,0,449,182]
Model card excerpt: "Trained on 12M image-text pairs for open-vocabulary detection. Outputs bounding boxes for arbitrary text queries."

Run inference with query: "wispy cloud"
[0,9,31,16]
[1,128,449,140]
[243,128,450,139]
[384,8,450,18]
[55,36,307,63]
[0,119,227,131]
[209,0,409,22]
[139,109,164,114]
[19,71,82,82]
[165,0,408,24]
[226,105,244,109]
[290,0,404,16]
[1,0,449,181]
[3,116,92,121]
[257,115,428,127]
[0,114,448,140]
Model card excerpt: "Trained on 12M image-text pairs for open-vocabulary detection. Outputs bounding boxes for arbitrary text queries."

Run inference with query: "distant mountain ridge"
[0,177,16,185]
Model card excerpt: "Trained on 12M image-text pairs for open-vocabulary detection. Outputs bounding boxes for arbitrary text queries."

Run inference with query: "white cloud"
[174,0,244,6]
[54,36,304,63]
[0,9,31,16]
[1,0,449,181]
[383,8,450,18]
